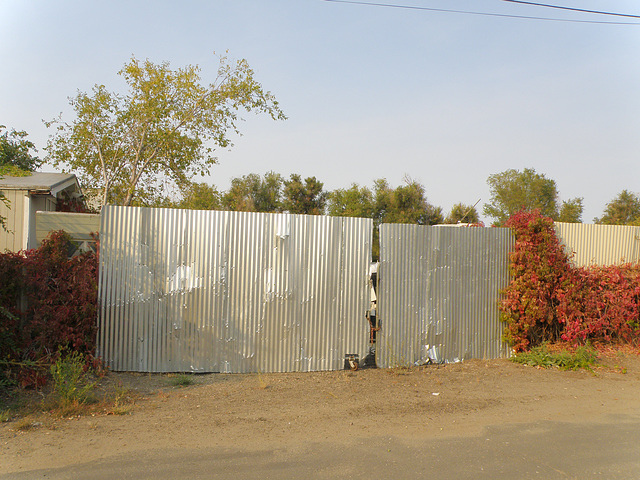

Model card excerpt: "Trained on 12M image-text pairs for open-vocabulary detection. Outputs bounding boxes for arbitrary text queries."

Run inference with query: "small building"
[0,172,85,252]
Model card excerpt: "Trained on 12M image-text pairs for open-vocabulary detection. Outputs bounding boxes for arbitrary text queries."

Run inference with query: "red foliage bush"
[22,231,98,355]
[501,209,640,351]
[500,210,571,351]
[0,231,98,388]
[557,264,640,344]
[0,251,24,361]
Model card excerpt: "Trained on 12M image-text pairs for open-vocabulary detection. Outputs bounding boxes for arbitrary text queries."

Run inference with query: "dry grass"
[256,371,269,390]
[9,413,53,432]
[104,385,137,415]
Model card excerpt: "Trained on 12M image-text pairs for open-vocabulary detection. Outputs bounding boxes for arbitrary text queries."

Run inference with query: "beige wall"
[0,190,58,252]
[0,190,26,252]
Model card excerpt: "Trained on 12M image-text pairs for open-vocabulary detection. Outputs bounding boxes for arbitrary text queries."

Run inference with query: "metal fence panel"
[377,224,513,367]
[554,222,640,267]
[98,206,372,373]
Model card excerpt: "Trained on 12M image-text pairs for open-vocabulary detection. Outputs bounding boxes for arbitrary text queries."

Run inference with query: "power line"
[503,1,640,20]
[323,0,640,25]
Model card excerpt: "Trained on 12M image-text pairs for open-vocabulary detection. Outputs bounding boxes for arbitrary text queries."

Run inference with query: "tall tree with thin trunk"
[45,55,286,207]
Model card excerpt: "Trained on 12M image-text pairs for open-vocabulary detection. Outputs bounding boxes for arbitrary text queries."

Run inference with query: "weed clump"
[0,409,11,422]
[511,344,598,371]
[44,349,97,416]
[167,374,195,388]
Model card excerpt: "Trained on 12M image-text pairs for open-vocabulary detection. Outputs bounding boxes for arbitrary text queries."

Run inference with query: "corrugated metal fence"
[98,206,372,373]
[555,222,640,267]
[93,212,640,373]
[376,224,513,367]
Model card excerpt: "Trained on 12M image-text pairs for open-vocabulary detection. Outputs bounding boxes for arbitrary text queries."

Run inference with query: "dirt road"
[2,354,640,479]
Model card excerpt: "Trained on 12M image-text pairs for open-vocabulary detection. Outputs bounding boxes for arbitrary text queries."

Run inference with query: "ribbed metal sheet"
[554,222,640,267]
[376,224,513,367]
[98,206,372,373]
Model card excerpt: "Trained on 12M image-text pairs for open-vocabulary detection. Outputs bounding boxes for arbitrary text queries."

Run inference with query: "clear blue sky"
[1,0,638,222]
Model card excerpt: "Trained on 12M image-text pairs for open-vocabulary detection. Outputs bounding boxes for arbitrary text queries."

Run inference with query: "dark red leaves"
[0,231,98,387]
[501,209,640,351]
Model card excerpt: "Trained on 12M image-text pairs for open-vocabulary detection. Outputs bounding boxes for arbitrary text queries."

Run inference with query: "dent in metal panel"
[376,224,513,368]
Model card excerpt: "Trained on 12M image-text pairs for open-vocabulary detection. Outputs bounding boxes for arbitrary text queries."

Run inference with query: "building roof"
[0,172,81,196]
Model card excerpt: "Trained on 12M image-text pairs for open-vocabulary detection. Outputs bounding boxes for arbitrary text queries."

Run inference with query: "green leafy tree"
[373,178,443,226]
[0,125,43,229]
[326,177,442,259]
[327,184,374,218]
[282,174,327,215]
[0,125,41,174]
[483,168,582,225]
[222,171,283,212]
[45,55,286,207]
[595,190,640,225]
[370,178,442,259]
[444,203,480,224]
[557,198,584,223]
[176,182,222,210]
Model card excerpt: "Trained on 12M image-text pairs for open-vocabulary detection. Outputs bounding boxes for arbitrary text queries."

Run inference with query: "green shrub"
[511,344,598,371]
[46,350,96,415]
[168,374,195,387]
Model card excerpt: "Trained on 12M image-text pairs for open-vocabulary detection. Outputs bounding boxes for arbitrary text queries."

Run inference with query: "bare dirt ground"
[2,351,640,479]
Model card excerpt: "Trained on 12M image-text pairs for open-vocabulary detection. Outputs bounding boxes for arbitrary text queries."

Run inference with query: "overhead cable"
[323,0,640,25]
[503,0,640,19]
